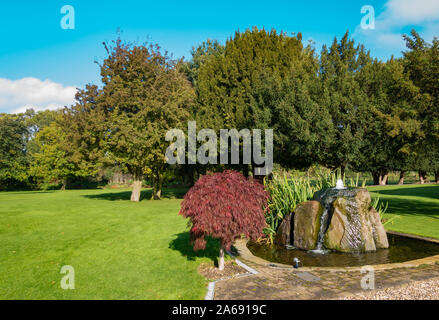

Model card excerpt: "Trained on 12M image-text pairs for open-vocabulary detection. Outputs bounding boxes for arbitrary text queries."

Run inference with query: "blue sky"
[1,0,438,113]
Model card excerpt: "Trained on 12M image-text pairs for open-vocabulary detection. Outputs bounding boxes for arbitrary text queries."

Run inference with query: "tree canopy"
[1,28,439,192]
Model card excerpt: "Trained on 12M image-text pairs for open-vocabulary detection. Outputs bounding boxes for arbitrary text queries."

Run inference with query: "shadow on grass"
[379,196,439,220]
[371,185,439,200]
[169,232,222,266]
[82,187,188,201]
[0,190,56,194]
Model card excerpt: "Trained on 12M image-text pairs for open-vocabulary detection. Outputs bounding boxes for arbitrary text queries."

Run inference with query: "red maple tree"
[179,170,269,270]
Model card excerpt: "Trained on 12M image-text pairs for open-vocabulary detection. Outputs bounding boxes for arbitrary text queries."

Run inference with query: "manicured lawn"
[1,184,438,299]
[0,187,221,300]
[368,184,439,239]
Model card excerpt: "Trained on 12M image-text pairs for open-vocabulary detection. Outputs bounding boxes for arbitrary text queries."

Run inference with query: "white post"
[218,247,225,271]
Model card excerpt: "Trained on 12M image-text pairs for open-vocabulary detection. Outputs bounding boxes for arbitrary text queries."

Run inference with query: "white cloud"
[384,0,439,25]
[354,0,439,58]
[0,77,77,114]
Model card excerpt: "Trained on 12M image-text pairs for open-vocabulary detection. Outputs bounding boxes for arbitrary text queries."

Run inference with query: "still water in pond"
[247,234,439,267]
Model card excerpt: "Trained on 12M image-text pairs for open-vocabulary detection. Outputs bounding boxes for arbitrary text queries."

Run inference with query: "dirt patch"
[198,261,248,281]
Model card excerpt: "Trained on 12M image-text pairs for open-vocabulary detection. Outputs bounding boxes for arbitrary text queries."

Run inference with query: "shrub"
[179,170,269,270]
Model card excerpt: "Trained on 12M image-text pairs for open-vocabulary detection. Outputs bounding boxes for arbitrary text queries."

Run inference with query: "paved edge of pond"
[204,256,259,300]
[211,232,439,300]
[233,231,439,272]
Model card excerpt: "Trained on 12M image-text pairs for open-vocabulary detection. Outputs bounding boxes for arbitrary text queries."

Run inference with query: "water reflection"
[247,234,439,267]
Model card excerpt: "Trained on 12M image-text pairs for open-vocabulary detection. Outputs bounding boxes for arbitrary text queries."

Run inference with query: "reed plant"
[263,171,334,243]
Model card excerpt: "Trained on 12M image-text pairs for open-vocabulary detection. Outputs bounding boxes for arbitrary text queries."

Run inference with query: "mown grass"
[0,187,222,300]
[368,184,439,239]
[1,183,438,299]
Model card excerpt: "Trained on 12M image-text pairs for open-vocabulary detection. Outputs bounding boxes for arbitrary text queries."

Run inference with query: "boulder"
[322,188,385,252]
[369,207,389,249]
[274,212,293,246]
[323,198,345,251]
[274,188,389,253]
[293,201,323,250]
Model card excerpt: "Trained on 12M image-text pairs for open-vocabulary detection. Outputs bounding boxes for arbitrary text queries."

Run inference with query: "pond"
[247,234,439,267]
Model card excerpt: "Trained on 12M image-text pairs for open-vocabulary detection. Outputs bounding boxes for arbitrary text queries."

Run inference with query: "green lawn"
[1,184,438,299]
[368,184,439,239]
[0,187,222,300]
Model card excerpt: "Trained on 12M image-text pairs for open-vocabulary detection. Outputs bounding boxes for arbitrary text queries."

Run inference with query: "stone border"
[204,253,259,300]
[233,231,439,272]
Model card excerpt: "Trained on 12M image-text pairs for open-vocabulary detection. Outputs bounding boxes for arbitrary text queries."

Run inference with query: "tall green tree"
[63,85,108,183]
[97,39,194,201]
[402,30,439,183]
[318,31,371,176]
[175,40,226,185]
[196,27,333,173]
[0,113,29,189]
[184,39,225,89]
[23,108,59,155]
[355,58,422,184]
[30,121,75,189]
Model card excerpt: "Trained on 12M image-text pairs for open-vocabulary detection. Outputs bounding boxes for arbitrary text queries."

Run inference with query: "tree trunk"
[61,179,67,190]
[376,170,389,186]
[398,171,405,185]
[151,171,163,200]
[380,172,389,186]
[436,171,439,184]
[372,172,380,185]
[218,247,225,271]
[340,164,346,180]
[419,170,427,184]
[252,163,265,183]
[188,165,196,186]
[130,178,143,202]
[242,164,249,178]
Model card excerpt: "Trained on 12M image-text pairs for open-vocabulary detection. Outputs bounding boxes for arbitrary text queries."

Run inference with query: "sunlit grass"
[1,183,438,299]
[368,184,439,239]
[0,187,221,300]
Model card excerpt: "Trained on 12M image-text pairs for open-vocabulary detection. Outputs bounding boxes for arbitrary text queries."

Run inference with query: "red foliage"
[179,170,269,251]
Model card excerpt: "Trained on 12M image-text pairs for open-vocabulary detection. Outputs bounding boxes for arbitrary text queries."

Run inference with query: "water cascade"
[311,180,353,254]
